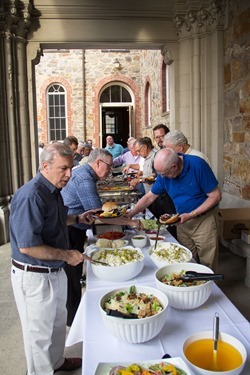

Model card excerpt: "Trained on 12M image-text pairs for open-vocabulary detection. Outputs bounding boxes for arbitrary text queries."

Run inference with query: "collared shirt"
[61,163,102,230]
[185,146,211,166]
[10,173,69,267]
[105,143,124,158]
[152,154,218,214]
[142,149,157,193]
[113,151,141,171]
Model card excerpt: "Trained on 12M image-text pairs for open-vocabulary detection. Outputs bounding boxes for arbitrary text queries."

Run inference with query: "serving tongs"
[177,271,224,282]
[106,309,138,319]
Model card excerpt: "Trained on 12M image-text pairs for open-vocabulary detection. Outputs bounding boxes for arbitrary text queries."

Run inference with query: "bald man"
[128,148,221,270]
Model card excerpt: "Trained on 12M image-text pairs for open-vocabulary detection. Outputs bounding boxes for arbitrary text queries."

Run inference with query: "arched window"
[145,82,151,127]
[47,84,67,141]
[100,85,131,103]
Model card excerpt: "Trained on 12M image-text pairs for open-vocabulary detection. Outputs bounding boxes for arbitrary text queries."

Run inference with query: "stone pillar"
[0,1,40,244]
[173,0,225,182]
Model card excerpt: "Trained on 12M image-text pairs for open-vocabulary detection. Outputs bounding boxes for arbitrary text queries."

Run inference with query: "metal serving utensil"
[91,259,111,266]
[177,271,224,282]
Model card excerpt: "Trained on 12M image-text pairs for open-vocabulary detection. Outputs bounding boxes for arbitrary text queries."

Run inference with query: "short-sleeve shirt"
[151,154,218,214]
[61,163,102,230]
[105,143,124,158]
[10,173,69,267]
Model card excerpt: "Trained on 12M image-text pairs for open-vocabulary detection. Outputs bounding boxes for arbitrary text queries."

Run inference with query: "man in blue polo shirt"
[127,148,221,270]
[105,135,124,158]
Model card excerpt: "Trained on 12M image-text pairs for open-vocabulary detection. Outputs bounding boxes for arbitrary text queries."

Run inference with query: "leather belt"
[12,259,61,273]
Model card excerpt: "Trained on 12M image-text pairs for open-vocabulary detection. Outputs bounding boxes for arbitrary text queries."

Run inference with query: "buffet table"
[66,229,250,375]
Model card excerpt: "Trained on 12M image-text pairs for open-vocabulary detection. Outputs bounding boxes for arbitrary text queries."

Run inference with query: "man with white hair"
[127,148,221,271]
[163,130,211,165]
[113,137,141,173]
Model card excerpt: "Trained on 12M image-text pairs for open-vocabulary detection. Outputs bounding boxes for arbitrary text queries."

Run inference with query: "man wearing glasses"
[61,148,140,325]
[153,124,170,149]
[149,124,177,237]
[128,148,221,271]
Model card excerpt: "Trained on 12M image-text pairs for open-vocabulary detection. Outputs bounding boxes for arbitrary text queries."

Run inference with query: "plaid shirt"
[61,163,102,230]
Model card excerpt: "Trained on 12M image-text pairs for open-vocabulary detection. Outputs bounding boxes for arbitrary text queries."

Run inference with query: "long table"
[66,230,250,374]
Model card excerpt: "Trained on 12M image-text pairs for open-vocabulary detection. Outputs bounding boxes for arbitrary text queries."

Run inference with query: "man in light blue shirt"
[105,135,124,158]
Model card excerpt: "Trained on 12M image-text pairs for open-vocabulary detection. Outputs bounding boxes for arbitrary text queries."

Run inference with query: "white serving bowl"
[90,247,144,282]
[154,263,214,309]
[149,242,192,268]
[148,235,165,247]
[183,331,247,375]
[131,234,148,248]
[99,285,169,344]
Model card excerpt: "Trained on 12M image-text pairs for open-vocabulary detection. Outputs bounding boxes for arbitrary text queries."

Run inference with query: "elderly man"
[61,148,141,325]
[10,143,97,374]
[128,148,221,270]
[113,137,141,173]
[163,130,211,165]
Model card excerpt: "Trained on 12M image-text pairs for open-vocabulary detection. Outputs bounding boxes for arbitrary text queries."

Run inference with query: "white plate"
[94,357,192,375]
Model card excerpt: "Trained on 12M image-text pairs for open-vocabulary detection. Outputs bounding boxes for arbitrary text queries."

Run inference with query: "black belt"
[12,259,62,273]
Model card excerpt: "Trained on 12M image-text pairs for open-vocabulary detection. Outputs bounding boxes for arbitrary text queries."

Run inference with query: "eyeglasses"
[154,135,165,140]
[99,159,113,168]
[135,145,144,153]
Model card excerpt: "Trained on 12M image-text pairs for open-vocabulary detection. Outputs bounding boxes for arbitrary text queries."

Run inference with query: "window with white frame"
[47,84,67,141]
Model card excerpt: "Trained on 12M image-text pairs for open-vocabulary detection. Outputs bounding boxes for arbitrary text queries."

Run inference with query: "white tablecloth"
[66,230,250,375]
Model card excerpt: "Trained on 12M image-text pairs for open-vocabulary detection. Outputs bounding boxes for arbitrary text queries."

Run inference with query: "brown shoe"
[54,358,82,373]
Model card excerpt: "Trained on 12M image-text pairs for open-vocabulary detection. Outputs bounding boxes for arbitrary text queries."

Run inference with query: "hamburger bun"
[159,213,180,225]
[102,201,118,212]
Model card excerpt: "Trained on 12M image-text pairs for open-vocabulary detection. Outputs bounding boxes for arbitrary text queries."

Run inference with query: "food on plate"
[109,361,187,375]
[91,248,143,267]
[104,285,164,319]
[159,213,180,224]
[150,243,192,264]
[96,231,125,240]
[144,175,156,184]
[160,270,207,287]
[98,202,126,218]
[95,238,126,248]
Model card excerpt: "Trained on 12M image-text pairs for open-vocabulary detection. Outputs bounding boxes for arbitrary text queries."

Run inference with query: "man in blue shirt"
[128,148,221,270]
[61,148,141,326]
[10,143,96,374]
[105,135,124,158]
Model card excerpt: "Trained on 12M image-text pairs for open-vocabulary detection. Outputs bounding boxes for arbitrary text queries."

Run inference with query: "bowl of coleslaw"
[154,263,214,309]
[148,242,192,268]
[99,285,169,343]
[90,246,144,282]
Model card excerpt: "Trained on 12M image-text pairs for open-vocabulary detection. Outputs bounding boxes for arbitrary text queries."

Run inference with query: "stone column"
[173,0,225,182]
[0,1,40,244]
